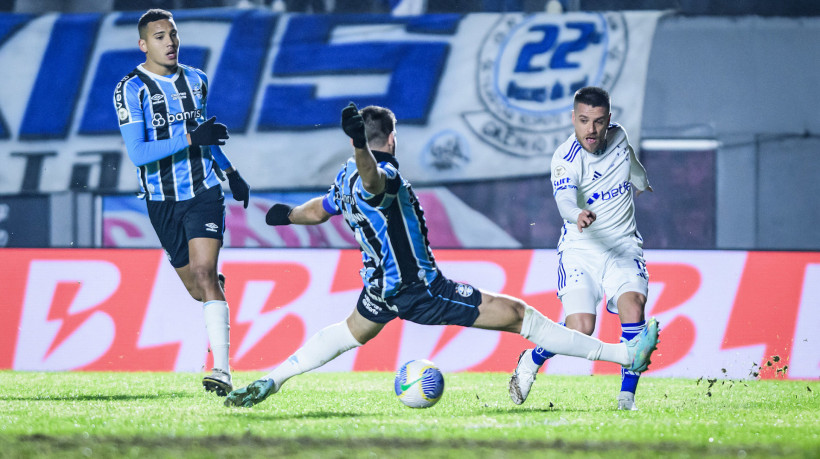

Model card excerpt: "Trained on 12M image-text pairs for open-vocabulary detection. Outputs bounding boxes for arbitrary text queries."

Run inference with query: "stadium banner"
[0,10,661,194]
[2,248,816,380]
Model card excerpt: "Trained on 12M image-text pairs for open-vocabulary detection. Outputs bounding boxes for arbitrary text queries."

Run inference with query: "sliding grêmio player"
[223,102,660,408]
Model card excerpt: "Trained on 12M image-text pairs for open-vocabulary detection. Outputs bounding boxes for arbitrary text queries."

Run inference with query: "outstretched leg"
[225,309,383,408]
[510,290,598,405]
[473,290,658,370]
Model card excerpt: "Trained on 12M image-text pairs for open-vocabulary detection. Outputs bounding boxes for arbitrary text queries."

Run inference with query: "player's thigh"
[146,199,189,268]
[470,290,528,333]
[355,288,398,325]
[602,243,649,314]
[182,186,226,248]
[346,307,386,344]
[386,275,481,327]
[187,237,221,272]
[557,249,604,316]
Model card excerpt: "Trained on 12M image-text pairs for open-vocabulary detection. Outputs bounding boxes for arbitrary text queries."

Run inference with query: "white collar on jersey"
[137,63,181,82]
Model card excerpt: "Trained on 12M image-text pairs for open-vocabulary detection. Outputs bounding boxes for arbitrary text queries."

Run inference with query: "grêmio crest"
[463,12,627,158]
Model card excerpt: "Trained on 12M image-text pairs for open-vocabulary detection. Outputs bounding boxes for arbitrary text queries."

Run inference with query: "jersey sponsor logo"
[553,177,571,188]
[463,13,627,158]
[150,94,165,105]
[592,171,602,181]
[167,109,202,124]
[151,113,166,127]
[362,293,387,315]
[171,92,187,101]
[114,78,130,125]
[205,222,219,232]
[586,180,631,205]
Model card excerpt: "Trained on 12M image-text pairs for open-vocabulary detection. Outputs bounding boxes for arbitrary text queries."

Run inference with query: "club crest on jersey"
[463,13,627,159]
[455,283,474,297]
[192,84,202,98]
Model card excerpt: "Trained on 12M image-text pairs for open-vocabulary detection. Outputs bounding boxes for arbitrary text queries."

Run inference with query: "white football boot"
[617,391,639,411]
[202,368,233,396]
[509,350,541,405]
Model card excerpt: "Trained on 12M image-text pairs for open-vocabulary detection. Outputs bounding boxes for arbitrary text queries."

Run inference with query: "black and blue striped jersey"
[114,63,233,201]
[321,151,438,298]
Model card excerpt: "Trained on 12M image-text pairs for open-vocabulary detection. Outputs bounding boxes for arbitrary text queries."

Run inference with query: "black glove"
[341,102,366,148]
[227,170,250,209]
[265,203,293,226]
[190,116,229,146]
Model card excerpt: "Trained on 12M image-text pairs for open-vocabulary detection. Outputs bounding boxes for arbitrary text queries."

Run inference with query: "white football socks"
[519,305,629,365]
[263,320,362,391]
[203,300,231,374]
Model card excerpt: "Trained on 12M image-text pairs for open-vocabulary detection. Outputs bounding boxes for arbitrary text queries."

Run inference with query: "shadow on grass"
[4,434,800,458]
[220,408,365,421]
[4,392,194,402]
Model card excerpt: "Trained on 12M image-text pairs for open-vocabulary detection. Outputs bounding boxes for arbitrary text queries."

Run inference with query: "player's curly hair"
[138,9,173,38]
[574,86,610,113]
[361,106,396,148]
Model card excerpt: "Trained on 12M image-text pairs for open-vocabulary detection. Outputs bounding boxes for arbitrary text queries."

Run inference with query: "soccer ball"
[394,359,445,408]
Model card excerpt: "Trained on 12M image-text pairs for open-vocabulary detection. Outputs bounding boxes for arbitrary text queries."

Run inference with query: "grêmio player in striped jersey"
[114,9,250,396]
[510,86,655,411]
[222,102,659,409]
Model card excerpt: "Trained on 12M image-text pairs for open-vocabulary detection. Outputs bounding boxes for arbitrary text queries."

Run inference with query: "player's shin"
[530,322,564,365]
[203,300,231,373]
[520,306,629,365]
[263,320,363,391]
[620,320,646,393]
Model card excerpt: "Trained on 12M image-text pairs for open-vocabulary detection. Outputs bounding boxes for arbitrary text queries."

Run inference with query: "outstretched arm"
[353,146,385,196]
[291,197,333,225]
[266,197,332,226]
[341,102,385,196]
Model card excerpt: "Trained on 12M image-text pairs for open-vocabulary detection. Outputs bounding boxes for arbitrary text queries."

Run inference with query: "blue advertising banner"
[0,10,661,194]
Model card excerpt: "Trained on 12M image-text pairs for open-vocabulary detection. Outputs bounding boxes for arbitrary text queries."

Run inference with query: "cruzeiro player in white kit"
[509,86,656,411]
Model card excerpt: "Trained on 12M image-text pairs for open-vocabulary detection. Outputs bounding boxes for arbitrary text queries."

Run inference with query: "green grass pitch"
[1,371,818,458]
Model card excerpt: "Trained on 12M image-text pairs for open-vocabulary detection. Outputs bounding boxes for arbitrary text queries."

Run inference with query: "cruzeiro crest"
[464,12,627,158]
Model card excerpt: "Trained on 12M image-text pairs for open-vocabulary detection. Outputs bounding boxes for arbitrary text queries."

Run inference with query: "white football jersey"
[551,123,650,251]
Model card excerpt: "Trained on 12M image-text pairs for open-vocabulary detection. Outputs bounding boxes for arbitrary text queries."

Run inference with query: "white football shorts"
[556,236,649,316]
